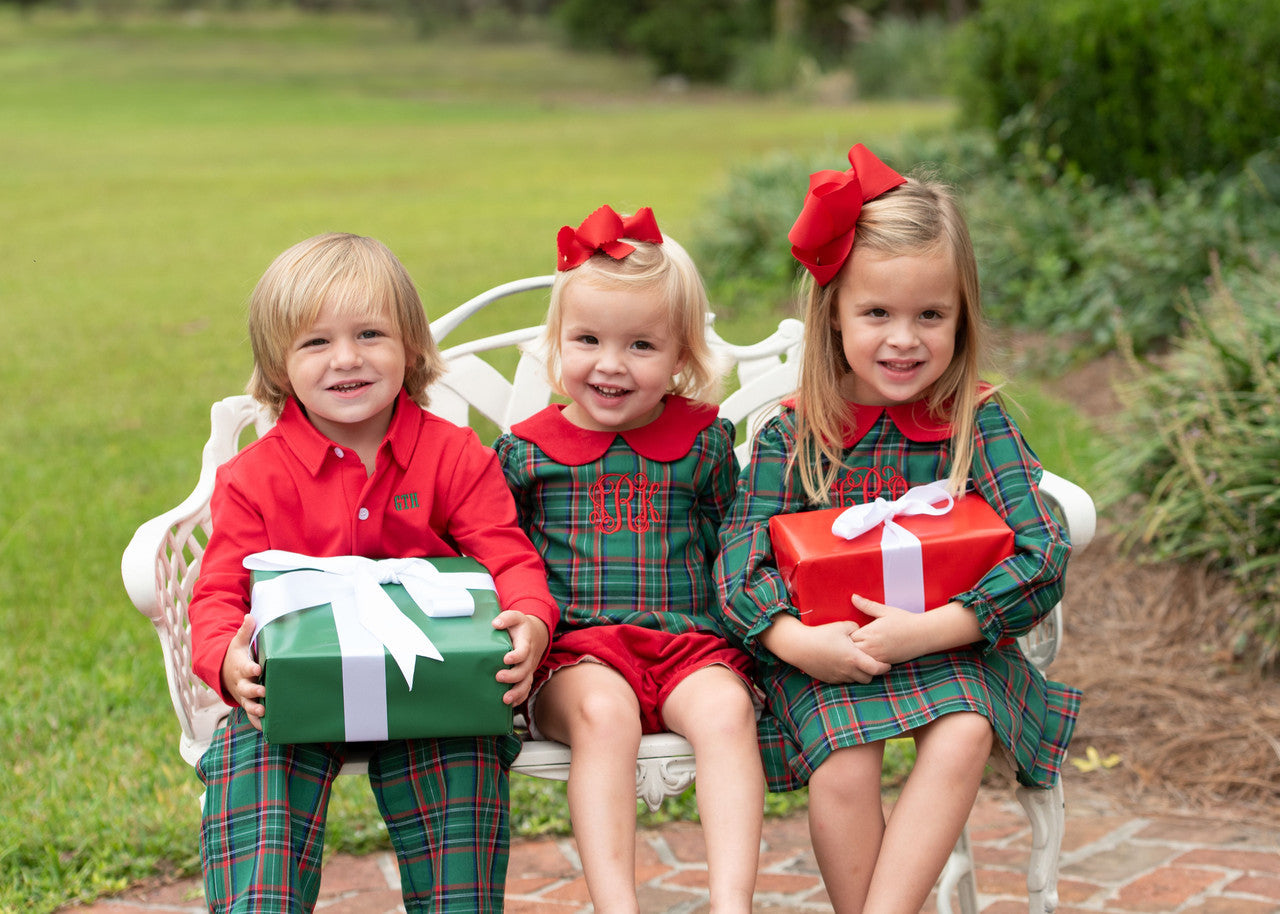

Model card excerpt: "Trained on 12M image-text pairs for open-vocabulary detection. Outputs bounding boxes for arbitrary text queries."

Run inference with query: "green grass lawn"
[0,9,1098,912]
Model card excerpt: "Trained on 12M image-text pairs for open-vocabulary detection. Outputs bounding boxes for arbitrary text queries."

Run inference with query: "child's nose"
[597,346,625,372]
[887,320,918,348]
[331,339,363,368]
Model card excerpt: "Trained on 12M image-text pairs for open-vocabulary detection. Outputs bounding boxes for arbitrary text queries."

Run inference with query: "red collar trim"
[279,388,421,474]
[781,395,954,444]
[511,395,718,465]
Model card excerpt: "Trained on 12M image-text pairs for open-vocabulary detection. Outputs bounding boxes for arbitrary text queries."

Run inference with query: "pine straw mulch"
[986,345,1280,825]
[1046,533,1280,824]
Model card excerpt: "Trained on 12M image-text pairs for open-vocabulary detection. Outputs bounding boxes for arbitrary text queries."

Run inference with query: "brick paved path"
[62,783,1279,913]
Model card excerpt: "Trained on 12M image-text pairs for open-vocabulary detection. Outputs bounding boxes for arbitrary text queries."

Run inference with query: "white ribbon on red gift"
[829,481,955,613]
[244,550,495,742]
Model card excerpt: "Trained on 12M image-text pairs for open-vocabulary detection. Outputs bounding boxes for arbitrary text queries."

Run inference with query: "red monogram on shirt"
[831,466,909,507]
[588,472,660,533]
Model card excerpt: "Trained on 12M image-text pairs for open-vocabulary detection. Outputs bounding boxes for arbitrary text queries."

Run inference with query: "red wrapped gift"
[769,482,1015,627]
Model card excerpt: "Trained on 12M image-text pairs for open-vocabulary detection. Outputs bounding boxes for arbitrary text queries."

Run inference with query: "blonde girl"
[715,146,1080,914]
[496,206,764,914]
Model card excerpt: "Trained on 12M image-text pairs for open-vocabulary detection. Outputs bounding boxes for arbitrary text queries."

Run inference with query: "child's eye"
[575,334,599,345]
[866,307,888,319]
[300,337,327,348]
[632,340,654,351]
[358,329,384,340]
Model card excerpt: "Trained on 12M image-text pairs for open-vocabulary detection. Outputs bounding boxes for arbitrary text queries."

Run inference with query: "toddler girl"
[495,205,764,914]
[715,146,1081,914]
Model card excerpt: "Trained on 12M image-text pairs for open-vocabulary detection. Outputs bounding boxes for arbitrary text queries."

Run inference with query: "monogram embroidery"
[588,472,660,533]
[831,466,908,506]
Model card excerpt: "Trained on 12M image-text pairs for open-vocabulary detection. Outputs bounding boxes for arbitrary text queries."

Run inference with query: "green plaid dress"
[494,396,738,636]
[715,397,1081,791]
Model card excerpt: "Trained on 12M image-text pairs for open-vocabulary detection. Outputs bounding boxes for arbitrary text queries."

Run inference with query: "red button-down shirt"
[190,389,559,705]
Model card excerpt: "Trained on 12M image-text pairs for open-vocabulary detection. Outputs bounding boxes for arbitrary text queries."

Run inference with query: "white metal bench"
[122,274,1095,914]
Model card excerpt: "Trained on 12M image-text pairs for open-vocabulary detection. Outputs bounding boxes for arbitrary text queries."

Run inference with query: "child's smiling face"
[831,246,960,406]
[556,279,687,432]
[284,296,407,450]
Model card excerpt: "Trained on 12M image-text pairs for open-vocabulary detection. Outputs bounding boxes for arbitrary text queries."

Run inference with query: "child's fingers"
[850,594,891,617]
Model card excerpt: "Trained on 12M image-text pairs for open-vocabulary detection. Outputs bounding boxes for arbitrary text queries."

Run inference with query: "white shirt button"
[334,447,345,459]
[358,507,369,520]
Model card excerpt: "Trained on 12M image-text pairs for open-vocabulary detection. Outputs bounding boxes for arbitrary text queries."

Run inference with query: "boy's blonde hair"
[793,175,992,503]
[246,232,444,418]
[544,234,722,402]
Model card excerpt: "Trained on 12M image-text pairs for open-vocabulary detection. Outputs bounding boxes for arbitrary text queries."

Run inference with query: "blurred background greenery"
[2,1,1277,911]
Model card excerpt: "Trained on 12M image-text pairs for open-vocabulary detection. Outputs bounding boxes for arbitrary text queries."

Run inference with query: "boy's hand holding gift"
[221,615,265,729]
[492,610,549,706]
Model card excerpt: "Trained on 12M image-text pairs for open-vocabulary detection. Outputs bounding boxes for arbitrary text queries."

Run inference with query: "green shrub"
[691,134,1280,360]
[961,0,1280,189]
[689,150,818,320]
[1102,264,1280,667]
[848,15,959,100]
[554,0,768,82]
[970,149,1280,358]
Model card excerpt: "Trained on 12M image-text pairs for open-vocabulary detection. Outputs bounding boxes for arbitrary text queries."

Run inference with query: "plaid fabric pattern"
[198,709,520,913]
[494,416,738,636]
[715,400,1081,789]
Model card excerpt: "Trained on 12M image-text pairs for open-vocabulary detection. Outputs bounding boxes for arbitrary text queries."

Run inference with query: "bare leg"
[534,663,643,914]
[807,743,886,914]
[662,666,763,914]
[864,712,993,914]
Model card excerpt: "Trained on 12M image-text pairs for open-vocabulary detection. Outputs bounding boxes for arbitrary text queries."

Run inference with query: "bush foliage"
[961,0,1280,189]
[1103,265,1280,667]
[554,0,769,81]
[692,134,1280,360]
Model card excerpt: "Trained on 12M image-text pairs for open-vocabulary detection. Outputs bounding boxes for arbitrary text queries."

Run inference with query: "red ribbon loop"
[788,144,907,286]
[556,205,664,271]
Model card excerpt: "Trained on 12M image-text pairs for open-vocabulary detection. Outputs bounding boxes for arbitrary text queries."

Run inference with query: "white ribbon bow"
[244,550,495,689]
[830,481,955,613]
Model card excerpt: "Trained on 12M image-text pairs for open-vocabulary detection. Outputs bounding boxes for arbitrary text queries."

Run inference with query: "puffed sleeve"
[713,414,809,656]
[956,399,1072,645]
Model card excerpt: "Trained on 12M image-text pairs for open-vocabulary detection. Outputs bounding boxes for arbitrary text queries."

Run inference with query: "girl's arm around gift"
[715,417,890,683]
[845,399,1071,666]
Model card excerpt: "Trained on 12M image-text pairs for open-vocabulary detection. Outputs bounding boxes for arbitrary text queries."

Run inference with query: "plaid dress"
[715,397,1081,791]
[494,396,738,636]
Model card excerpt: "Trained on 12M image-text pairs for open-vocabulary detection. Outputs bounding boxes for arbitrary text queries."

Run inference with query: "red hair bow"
[556,205,663,271]
[788,144,907,286]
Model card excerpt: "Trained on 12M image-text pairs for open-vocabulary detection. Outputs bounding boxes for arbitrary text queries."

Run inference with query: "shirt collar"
[277,388,422,475]
[510,395,718,466]
[843,398,953,444]
[780,395,954,445]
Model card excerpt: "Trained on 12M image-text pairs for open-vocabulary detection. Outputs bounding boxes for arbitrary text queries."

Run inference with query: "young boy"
[189,232,558,913]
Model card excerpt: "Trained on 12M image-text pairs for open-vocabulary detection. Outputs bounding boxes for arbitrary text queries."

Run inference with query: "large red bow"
[788,144,906,286]
[556,205,663,271]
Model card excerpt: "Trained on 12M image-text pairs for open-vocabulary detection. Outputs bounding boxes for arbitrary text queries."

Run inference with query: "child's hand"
[492,611,549,706]
[760,613,891,684]
[849,595,983,664]
[220,615,266,730]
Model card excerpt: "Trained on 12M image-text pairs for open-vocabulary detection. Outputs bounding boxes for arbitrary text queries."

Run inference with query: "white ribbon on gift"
[244,550,496,742]
[829,480,955,614]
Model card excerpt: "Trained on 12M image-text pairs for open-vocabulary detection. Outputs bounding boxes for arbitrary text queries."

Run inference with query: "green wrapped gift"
[246,551,513,744]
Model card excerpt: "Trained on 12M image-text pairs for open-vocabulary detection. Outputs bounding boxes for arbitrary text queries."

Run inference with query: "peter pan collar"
[781,395,954,444]
[510,395,718,466]
[278,388,422,475]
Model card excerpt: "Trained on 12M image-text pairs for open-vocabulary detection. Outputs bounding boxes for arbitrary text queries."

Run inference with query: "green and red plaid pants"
[197,709,521,913]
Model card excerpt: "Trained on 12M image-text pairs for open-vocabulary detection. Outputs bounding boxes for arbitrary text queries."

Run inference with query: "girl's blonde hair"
[793,175,992,503]
[246,232,444,418]
[544,234,722,402]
